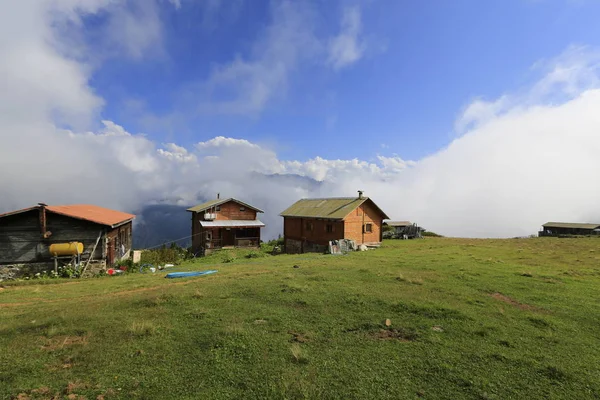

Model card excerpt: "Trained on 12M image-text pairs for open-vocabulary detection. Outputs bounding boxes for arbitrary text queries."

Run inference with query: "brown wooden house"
[0,203,135,266]
[187,196,265,255]
[280,191,390,253]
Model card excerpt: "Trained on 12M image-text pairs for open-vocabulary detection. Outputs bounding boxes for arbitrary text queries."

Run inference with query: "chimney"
[358,190,364,199]
[217,193,220,199]
[37,203,51,238]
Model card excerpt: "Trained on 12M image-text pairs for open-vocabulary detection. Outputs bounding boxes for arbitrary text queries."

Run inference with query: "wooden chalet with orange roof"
[0,203,135,267]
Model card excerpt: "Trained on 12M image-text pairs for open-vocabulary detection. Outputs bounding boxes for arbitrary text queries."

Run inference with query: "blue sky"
[4,0,600,237]
[86,0,600,162]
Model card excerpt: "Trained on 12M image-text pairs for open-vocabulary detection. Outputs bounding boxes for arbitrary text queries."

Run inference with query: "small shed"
[539,222,600,237]
[0,203,135,267]
[384,221,423,239]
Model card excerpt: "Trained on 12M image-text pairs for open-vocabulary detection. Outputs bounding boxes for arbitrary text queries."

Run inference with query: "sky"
[2,0,600,239]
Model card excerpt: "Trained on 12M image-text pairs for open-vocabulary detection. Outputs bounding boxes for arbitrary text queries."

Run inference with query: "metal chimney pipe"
[217,193,220,199]
[358,190,364,199]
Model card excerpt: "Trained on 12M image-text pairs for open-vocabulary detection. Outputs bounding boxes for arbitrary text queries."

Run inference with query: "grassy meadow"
[1,238,600,399]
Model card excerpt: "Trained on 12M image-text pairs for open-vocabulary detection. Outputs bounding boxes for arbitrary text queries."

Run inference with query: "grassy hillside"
[1,238,600,399]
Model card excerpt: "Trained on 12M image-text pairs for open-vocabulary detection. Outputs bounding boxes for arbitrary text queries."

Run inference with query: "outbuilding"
[539,222,600,237]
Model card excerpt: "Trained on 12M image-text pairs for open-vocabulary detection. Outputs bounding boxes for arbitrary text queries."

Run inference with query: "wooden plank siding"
[284,217,345,246]
[0,210,41,264]
[0,210,133,265]
[342,201,383,244]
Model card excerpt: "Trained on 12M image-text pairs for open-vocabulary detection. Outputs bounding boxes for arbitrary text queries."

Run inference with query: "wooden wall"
[0,209,135,265]
[283,217,345,247]
[0,210,41,264]
[343,200,383,244]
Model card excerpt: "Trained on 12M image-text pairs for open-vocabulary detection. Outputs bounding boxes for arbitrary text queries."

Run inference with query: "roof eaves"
[0,206,39,219]
[187,198,264,213]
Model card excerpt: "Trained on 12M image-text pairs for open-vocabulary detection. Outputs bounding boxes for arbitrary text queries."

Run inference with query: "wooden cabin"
[187,196,265,256]
[539,222,600,237]
[0,203,134,267]
[280,191,390,253]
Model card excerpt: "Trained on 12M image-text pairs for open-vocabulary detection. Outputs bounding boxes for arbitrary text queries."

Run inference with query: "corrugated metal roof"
[543,222,600,230]
[199,219,265,228]
[0,204,135,228]
[385,221,412,227]
[187,198,264,213]
[279,197,390,220]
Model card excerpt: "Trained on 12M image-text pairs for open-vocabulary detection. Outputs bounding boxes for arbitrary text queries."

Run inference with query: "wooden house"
[187,196,265,255]
[0,203,135,266]
[280,191,390,253]
[539,222,600,237]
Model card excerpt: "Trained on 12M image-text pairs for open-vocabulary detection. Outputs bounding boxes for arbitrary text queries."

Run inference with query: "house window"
[215,206,221,211]
[364,223,372,233]
[326,224,333,233]
[305,221,313,231]
[240,206,246,211]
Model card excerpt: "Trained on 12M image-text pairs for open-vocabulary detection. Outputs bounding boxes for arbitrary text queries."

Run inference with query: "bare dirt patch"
[288,331,310,343]
[41,335,89,351]
[372,328,418,342]
[490,292,542,312]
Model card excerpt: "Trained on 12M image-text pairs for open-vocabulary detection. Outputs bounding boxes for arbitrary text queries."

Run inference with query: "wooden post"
[81,231,103,277]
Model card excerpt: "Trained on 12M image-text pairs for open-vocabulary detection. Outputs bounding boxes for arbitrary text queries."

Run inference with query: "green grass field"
[1,238,600,399]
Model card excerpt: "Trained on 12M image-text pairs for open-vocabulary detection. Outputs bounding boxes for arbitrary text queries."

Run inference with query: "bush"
[222,252,236,263]
[245,250,266,259]
[422,231,443,237]
[261,236,284,254]
[140,243,193,265]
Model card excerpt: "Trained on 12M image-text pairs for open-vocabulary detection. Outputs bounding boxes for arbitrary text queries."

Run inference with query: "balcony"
[204,213,216,220]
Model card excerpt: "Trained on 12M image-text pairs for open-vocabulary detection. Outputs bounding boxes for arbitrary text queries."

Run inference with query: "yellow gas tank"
[49,242,84,256]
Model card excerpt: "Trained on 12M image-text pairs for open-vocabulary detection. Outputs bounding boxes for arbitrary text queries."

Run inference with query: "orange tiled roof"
[45,204,135,227]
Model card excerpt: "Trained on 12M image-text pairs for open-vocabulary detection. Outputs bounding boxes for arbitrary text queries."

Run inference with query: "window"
[364,223,373,233]
[326,224,333,233]
[305,221,313,231]
[215,206,221,211]
[240,206,246,211]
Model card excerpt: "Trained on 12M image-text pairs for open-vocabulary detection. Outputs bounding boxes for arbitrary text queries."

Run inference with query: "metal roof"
[0,204,135,228]
[199,219,265,228]
[542,222,600,230]
[187,198,264,213]
[385,221,412,227]
[279,197,390,220]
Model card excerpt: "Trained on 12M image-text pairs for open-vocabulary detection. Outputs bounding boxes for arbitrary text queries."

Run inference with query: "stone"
[384,319,392,327]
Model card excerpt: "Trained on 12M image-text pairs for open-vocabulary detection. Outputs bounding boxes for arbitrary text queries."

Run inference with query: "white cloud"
[2,0,600,240]
[327,6,364,70]
[198,1,319,115]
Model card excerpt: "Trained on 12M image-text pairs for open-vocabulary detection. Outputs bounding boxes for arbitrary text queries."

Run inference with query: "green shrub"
[422,231,443,237]
[221,251,236,263]
[140,243,193,265]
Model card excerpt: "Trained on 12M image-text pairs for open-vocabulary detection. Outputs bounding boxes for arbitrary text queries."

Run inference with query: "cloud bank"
[1,2,600,240]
